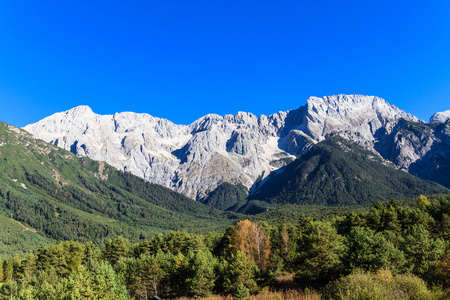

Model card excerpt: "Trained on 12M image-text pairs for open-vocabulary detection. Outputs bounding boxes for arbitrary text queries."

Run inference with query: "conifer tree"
[221,250,258,295]
[185,250,217,298]
[294,220,344,282]
[343,226,407,274]
[3,256,13,282]
[0,257,3,282]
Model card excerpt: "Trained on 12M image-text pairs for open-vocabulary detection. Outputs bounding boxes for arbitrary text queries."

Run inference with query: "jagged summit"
[24,95,430,199]
[66,105,93,116]
[430,109,450,124]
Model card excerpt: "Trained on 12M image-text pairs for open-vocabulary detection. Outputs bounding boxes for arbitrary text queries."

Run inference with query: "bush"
[322,269,447,300]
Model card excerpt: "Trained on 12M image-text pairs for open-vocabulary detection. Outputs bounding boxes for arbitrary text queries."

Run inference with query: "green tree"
[12,254,21,280]
[185,250,217,298]
[163,251,188,297]
[401,224,446,278]
[343,227,407,274]
[294,221,344,282]
[4,256,14,282]
[17,254,37,285]
[220,251,258,295]
[102,236,130,266]
[137,254,165,299]
[0,257,3,282]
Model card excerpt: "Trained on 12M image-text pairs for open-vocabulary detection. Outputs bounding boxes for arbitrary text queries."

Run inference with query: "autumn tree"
[230,220,271,269]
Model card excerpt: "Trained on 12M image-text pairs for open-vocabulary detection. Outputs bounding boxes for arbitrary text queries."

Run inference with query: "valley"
[0,94,449,299]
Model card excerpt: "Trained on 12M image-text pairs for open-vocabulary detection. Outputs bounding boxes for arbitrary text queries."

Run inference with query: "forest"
[0,194,449,300]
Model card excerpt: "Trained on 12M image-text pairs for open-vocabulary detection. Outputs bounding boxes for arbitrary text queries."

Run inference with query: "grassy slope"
[0,122,240,256]
[199,182,249,210]
[0,214,54,258]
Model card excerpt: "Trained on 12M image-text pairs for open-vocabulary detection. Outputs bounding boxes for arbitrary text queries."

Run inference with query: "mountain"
[0,122,239,253]
[200,182,248,210]
[25,94,434,199]
[430,109,450,124]
[248,137,449,206]
[375,119,450,188]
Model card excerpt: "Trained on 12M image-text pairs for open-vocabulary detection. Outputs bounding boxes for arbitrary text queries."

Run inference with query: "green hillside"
[249,136,449,206]
[0,122,239,255]
[200,182,248,210]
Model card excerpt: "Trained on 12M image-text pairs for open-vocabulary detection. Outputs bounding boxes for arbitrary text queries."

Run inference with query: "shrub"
[322,269,447,300]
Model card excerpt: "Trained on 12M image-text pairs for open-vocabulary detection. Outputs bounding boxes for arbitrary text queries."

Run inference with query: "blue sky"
[1,1,449,127]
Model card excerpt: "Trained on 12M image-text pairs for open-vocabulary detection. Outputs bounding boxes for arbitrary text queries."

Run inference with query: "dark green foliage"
[230,200,274,215]
[133,231,207,258]
[185,250,217,298]
[218,251,258,295]
[0,122,239,255]
[251,203,370,223]
[0,197,449,298]
[0,257,3,282]
[342,227,407,274]
[102,237,130,266]
[249,137,449,206]
[200,182,249,211]
[294,220,344,283]
[1,261,129,300]
[401,224,446,278]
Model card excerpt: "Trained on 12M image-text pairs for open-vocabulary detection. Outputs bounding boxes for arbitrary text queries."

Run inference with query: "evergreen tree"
[401,224,446,278]
[12,253,21,281]
[0,257,3,282]
[343,226,407,274]
[3,256,14,282]
[185,250,217,298]
[294,220,344,282]
[18,254,37,285]
[220,250,258,295]
[102,236,130,266]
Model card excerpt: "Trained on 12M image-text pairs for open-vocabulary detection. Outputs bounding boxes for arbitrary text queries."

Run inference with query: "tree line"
[0,195,449,299]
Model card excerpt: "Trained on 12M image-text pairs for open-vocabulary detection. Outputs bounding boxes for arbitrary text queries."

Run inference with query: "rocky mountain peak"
[66,105,94,117]
[430,109,450,124]
[24,94,436,199]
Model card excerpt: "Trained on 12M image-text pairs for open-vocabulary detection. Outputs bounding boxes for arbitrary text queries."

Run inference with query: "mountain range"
[0,122,239,255]
[24,95,450,201]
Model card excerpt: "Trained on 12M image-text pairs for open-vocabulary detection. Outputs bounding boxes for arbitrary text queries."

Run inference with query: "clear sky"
[1,1,449,127]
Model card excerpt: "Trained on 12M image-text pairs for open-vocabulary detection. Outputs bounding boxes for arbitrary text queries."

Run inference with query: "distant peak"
[66,105,94,117]
[308,94,378,106]
[430,109,450,124]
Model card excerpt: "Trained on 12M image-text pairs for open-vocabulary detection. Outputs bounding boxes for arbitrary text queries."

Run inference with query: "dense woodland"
[1,194,449,299]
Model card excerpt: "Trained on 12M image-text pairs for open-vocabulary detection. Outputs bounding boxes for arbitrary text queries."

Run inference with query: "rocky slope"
[25,95,446,199]
[248,137,449,206]
[430,109,450,124]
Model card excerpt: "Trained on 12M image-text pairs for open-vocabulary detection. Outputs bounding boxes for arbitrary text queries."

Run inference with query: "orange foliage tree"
[229,219,271,269]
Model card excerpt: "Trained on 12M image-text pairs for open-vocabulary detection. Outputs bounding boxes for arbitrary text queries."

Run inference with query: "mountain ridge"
[248,136,449,206]
[24,95,448,199]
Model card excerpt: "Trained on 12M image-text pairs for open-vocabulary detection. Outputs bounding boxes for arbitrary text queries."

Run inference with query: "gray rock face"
[430,110,450,124]
[24,95,436,199]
